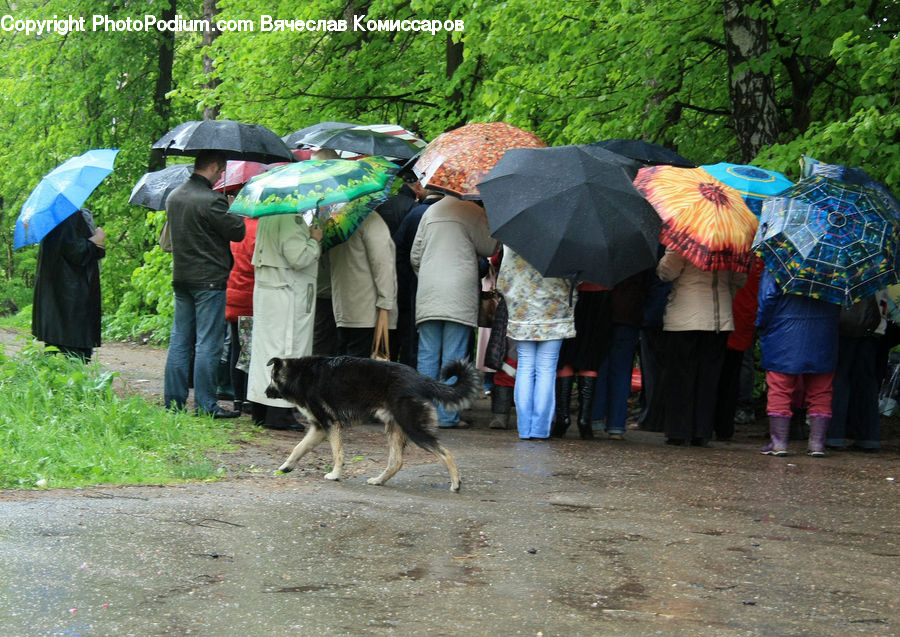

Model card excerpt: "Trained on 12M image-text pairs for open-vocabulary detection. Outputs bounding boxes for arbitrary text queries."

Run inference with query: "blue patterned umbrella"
[701,162,793,216]
[14,149,119,249]
[801,155,900,221]
[753,176,900,306]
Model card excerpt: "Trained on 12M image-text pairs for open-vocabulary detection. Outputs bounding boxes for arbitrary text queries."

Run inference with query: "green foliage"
[0,0,897,345]
[0,339,237,489]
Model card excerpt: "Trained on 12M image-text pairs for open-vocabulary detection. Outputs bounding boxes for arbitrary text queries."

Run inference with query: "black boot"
[577,375,597,440]
[550,376,574,438]
[489,385,514,429]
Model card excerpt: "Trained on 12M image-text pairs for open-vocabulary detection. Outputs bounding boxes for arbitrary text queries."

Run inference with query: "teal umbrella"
[229,156,397,249]
[229,156,397,218]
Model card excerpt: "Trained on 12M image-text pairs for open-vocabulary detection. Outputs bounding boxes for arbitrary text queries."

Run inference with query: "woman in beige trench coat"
[246,213,322,427]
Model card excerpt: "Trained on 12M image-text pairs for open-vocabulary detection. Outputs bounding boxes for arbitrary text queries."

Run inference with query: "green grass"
[0,340,240,489]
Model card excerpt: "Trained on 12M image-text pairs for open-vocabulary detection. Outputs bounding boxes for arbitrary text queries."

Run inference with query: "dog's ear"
[267,357,281,369]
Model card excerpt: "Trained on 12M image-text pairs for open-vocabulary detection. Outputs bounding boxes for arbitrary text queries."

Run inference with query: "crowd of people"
[32,149,893,455]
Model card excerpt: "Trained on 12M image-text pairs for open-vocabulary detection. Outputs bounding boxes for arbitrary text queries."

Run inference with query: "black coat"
[166,173,245,288]
[32,210,104,349]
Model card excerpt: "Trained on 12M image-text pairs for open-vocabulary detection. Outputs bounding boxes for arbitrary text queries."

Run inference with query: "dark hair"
[194,150,227,172]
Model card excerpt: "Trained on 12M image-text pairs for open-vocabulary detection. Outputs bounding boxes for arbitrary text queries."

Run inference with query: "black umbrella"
[297,127,419,160]
[478,144,662,287]
[152,119,296,164]
[128,164,193,210]
[592,138,696,168]
[282,121,358,148]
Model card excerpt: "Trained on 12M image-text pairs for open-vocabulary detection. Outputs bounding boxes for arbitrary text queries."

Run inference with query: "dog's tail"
[428,359,480,413]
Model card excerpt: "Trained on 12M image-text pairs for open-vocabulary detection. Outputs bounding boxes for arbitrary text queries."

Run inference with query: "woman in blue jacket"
[756,268,840,456]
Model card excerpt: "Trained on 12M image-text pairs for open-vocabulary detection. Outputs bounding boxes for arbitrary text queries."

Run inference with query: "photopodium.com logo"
[0,13,465,36]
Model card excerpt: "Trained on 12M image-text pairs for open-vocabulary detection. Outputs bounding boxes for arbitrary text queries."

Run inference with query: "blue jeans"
[515,339,563,439]
[592,324,640,434]
[417,320,471,425]
[164,287,227,414]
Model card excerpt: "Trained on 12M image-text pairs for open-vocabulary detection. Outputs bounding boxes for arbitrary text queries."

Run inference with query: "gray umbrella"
[152,119,296,164]
[282,121,358,148]
[592,139,696,168]
[295,127,419,160]
[128,164,193,211]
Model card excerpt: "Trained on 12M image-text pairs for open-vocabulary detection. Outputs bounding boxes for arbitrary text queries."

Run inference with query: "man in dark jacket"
[163,150,246,417]
[32,208,106,361]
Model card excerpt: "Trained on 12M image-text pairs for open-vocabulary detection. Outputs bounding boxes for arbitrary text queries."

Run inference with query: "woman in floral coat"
[497,246,576,439]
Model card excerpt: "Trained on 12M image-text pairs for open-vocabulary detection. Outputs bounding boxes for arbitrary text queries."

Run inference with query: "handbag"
[478,289,500,328]
[484,294,508,371]
[477,264,499,328]
[371,308,391,361]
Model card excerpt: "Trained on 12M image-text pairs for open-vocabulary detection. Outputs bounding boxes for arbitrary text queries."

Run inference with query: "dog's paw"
[450,482,461,493]
[366,477,385,486]
[277,464,293,474]
[323,471,342,481]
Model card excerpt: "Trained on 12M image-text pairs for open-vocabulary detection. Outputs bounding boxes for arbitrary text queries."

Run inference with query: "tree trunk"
[202,0,221,120]
[722,0,780,162]
[445,33,465,129]
[149,0,176,172]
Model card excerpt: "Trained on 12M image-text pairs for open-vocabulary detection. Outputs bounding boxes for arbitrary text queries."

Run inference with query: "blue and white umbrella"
[14,148,119,249]
[701,162,793,216]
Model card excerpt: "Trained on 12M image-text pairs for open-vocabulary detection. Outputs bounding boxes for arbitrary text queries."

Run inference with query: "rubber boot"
[576,376,597,440]
[550,376,574,438]
[760,415,790,456]
[807,416,828,457]
[489,385,514,429]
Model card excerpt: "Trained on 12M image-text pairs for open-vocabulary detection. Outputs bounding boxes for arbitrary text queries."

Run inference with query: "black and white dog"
[266,356,479,491]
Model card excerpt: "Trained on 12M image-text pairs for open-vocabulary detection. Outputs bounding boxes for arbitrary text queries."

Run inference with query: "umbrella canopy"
[801,155,900,221]
[317,192,389,251]
[413,122,547,199]
[15,148,119,249]
[152,119,296,163]
[298,127,420,160]
[352,124,426,149]
[592,139,696,168]
[478,144,661,286]
[282,121,358,148]
[128,163,192,211]
[213,160,276,192]
[634,165,759,272]
[752,176,900,306]
[228,156,397,218]
[700,162,793,216]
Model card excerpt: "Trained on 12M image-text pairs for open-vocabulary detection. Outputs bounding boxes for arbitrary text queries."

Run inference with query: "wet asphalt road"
[1,420,898,637]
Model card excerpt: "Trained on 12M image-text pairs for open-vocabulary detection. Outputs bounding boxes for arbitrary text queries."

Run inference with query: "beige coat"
[656,248,746,332]
[410,197,499,327]
[328,212,398,329]
[246,214,320,408]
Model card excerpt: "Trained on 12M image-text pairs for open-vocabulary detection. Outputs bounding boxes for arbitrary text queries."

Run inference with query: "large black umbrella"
[478,144,662,287]
[592,138,696,168]
[152,119,296,164]
[297,127,420,160]
[128,164,193,210]
[282,121,358,149]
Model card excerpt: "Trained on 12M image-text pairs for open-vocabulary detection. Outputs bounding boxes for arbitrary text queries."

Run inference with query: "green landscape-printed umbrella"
[228,156,397,218]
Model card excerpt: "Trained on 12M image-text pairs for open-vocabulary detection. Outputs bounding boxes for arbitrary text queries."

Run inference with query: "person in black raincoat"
[32,208,106,361]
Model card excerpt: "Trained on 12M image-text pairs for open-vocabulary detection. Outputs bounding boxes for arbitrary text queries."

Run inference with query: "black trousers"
[830,335,880,447]
[337,327,375,358]
[713,347,745,440]
[661,330,729,442]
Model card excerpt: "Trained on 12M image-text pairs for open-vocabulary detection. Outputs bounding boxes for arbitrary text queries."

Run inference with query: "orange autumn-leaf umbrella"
[634,165,759,272]
[413,122,546,199]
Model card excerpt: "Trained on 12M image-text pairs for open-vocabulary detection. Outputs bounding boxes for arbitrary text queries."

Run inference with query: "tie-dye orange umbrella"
[634,165,759,272]
[412,122,546,199]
